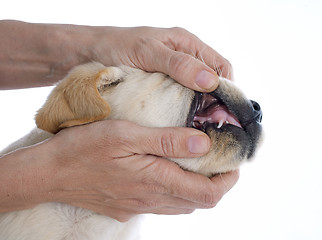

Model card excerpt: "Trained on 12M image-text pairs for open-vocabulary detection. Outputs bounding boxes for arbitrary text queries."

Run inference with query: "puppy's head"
[36,62,263,176]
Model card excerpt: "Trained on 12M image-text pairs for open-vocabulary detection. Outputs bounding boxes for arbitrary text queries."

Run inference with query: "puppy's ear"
[36,62,120,134]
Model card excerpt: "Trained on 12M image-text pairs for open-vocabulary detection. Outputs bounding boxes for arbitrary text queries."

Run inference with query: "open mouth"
[187,92,242,132]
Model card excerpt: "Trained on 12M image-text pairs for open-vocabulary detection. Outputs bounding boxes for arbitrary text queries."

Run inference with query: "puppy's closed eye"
[99,78,124,89]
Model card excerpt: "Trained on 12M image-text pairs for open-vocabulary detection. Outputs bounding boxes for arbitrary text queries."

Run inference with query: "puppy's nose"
[250,100,262,123]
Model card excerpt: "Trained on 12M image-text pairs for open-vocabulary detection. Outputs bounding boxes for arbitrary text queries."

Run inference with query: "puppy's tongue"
[194,106,242,129]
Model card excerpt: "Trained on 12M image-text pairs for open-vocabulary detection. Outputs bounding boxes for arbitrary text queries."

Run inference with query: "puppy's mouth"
[187,92,242,132]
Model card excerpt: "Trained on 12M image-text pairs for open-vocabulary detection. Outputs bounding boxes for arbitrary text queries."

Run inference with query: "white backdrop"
[1,0,321,239]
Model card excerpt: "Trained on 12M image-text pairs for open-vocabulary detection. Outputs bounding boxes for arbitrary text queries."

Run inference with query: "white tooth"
[217,119,224,128]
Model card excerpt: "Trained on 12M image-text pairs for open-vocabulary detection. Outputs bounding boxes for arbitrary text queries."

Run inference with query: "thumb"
[127,124,211,158]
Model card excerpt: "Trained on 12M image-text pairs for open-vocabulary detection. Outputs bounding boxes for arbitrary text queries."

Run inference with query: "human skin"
[1,121,239,222]
[0,20,238,222]
[0,20,233,90]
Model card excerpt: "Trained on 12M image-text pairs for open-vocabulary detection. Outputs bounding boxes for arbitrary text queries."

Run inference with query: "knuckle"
[168,27,199,49]
[183,209,195,215]
[160,131,179,157]
[115,215,132,223]
[133,36,154,54]
[168,54,194,79]
[96,120,140,155]
[202,190,222,208]
[222,59,234,79]
[170,27,189,35]
[225,59,233,72]
[134,36,149,51]
[226,59,233,69]
[106,209,135,223]
[132,36,158,71]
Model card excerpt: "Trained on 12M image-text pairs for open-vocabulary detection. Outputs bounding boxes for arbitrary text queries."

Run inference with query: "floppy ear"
[36,62,117,134]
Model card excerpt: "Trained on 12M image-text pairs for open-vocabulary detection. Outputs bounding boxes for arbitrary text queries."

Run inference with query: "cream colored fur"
[0,62,261,240]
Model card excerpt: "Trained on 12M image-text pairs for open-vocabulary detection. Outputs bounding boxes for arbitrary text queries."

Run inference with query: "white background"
[1,0,322,239]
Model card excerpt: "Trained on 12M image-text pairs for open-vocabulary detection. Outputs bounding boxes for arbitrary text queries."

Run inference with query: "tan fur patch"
[35,63,111,133]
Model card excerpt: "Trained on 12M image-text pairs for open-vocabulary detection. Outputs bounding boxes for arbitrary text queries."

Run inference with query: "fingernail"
[188,135,210,154]
[195,70,219,90]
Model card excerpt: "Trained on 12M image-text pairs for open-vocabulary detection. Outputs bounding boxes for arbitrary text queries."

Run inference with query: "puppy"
[0,62,263,240]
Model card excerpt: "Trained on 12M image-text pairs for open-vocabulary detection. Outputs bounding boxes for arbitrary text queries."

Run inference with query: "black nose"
[250,100,262,123]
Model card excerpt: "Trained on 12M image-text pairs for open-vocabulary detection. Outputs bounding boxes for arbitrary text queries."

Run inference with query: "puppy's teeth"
[217,120,224,128]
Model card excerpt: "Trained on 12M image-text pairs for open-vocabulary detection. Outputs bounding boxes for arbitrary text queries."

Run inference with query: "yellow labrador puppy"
[0,62,263,240]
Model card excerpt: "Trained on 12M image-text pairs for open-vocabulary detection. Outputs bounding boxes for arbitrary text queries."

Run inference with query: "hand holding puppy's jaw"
[41,120,236,221]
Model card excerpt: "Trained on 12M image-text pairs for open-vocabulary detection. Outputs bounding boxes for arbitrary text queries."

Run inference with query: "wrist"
[48,24,122,78]
[0,143,57,212]
[46,23,94,80]
[85,26,123,66]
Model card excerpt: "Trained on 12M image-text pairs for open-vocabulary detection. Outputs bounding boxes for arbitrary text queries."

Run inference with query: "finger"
[210,170,240,194]
[126,124,211,158]
[162,169,240,208]
[194,45,234,81]
[164,27,234,81]
[107,206,195,218]
[85,120,210,159]
[183,41,234,81]
[74,199,195,221]
[149,207,195,215]
[106,194,207,213]
[151,43,220,92]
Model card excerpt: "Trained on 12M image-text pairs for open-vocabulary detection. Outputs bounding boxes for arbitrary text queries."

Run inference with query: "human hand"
[90,26,234,92]
[0,21,233,89]
[36,120,239,222]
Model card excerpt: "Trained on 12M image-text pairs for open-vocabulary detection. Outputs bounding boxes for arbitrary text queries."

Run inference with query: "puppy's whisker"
[212,59,223,78]
[199,52,205,64]
[195,47,206,65]
[200,47,206,64]
[226,67,232,80]
[189,49,197,59]
[218,173,230,192]
[211,57,217,74]
[218,67,223,78]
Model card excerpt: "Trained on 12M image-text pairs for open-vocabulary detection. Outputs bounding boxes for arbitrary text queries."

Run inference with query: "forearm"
[0,21,227,92]
[0,145,56,213]
[0,20,101,89]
